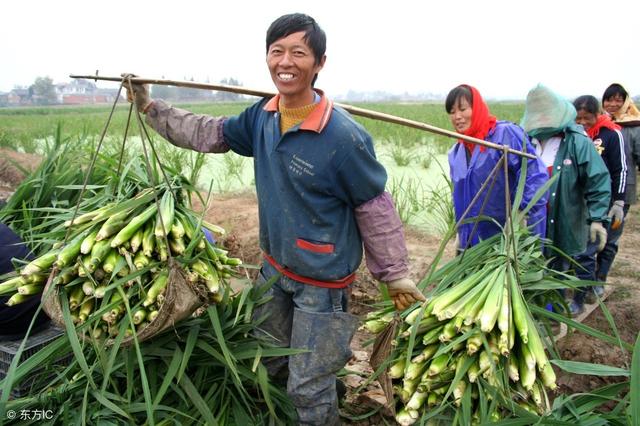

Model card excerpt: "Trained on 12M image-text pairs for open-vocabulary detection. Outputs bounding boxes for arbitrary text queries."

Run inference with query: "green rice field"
[0,100,525,235]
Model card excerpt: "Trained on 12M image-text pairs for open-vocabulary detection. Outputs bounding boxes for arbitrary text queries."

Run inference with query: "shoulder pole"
[70,74,535,159]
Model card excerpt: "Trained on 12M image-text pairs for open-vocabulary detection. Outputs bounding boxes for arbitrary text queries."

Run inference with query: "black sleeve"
[0,223,49,338]
[599,128,627,202]
[0,223,31,274]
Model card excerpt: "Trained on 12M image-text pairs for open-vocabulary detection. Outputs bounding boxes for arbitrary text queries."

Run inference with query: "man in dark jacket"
[0,223,49,338]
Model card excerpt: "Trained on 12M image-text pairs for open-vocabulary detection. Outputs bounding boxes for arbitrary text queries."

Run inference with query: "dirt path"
[553,208,640,395]
[0,148,41,201]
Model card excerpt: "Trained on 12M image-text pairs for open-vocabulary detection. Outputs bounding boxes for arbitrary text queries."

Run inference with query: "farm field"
[0,100,638,424]
[0,99,525,233]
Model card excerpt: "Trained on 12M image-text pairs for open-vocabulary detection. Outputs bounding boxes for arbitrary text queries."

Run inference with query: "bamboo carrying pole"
[70,74,535,159]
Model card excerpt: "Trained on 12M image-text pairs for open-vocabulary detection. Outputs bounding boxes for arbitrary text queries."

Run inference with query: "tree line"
[151,77,244,102]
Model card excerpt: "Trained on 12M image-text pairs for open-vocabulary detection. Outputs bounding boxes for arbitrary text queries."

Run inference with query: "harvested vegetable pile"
[0,162,242,342]
[1,280,297,425]
[366,226,573,424]
[0,138,297,424]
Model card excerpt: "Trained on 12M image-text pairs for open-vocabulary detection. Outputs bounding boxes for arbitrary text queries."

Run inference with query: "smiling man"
[124,13,424,425]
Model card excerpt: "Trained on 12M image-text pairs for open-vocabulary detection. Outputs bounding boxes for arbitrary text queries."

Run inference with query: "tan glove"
[121,73,153,113]
[386,277,426,311]
[589,221,607,252]
[608,200,625,230]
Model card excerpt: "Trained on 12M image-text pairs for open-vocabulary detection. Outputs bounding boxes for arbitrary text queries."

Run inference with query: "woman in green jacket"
[521,84,611,316]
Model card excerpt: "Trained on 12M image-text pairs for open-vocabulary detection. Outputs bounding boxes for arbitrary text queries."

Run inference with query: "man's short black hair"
[266,13,326,65]
[602,83,628,103]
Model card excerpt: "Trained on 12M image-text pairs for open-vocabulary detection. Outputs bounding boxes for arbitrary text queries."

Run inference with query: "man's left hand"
[386,278,426,311]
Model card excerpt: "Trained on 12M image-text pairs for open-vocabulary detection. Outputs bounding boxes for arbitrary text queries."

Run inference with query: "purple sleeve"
[144,99,231,153]
[355,191,409,282]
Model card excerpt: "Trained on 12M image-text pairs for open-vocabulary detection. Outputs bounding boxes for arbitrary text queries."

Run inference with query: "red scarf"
[587,114,621,140]
[459,85,497,153]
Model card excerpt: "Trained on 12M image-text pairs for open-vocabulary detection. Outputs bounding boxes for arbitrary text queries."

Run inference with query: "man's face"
[267,31,325,108]
[603,94,625,115]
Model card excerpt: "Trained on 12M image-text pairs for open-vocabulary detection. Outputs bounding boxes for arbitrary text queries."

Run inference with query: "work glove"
[386,278,426,311]
[121,73,152,113]
[589,221,607,253]
[608,200,625,230]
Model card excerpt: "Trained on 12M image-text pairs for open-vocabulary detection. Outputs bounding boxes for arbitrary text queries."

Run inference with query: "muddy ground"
[2,150,638,423]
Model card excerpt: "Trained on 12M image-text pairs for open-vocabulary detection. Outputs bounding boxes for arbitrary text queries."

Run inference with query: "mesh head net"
[521,84,577,137]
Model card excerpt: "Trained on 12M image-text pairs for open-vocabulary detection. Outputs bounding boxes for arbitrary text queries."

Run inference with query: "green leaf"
[60,293,97,389]
[207,305,241,385]
[530,305,633,351]
[91,390,133,421]
[551,360,630,377]
[177,325,200,382]
[630,332,640,424]
[177,374,218,425]
[153,346,183,409]
[256,363,276,417]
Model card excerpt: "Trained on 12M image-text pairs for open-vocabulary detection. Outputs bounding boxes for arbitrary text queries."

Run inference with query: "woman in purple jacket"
[446,84,548,250]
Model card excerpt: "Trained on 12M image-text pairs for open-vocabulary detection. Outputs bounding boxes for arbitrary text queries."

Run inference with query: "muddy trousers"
[573,206,629,302]
[253,262,359,426]
[595,204,629,281]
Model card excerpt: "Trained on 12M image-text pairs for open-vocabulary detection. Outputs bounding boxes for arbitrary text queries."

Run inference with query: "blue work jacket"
[449,121,549,247]
[223,93,386,281]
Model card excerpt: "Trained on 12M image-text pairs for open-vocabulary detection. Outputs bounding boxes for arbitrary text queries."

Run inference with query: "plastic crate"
[0,323,71,398]
[0,323,65,371]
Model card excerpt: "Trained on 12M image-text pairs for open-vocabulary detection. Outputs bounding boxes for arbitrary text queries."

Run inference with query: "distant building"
[7,88,31,106]
[55,79,122,105]
[1,79,123,107]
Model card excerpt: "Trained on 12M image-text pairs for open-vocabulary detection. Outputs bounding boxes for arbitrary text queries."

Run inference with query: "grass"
[419,140,439,169]
[0,100,524,156]
[0,102,250,153]
[0,100,525,234]
[388,139,414,167]
[387,176,428,224]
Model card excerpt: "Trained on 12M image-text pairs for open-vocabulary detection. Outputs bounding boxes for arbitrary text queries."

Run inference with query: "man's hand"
[589,221,607,252]
[386,278,426,311]
[121,73,152,113]
[608,200,625,230]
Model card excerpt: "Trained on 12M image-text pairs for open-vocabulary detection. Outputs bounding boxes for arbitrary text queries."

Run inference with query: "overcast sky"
[2,0,639,100]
